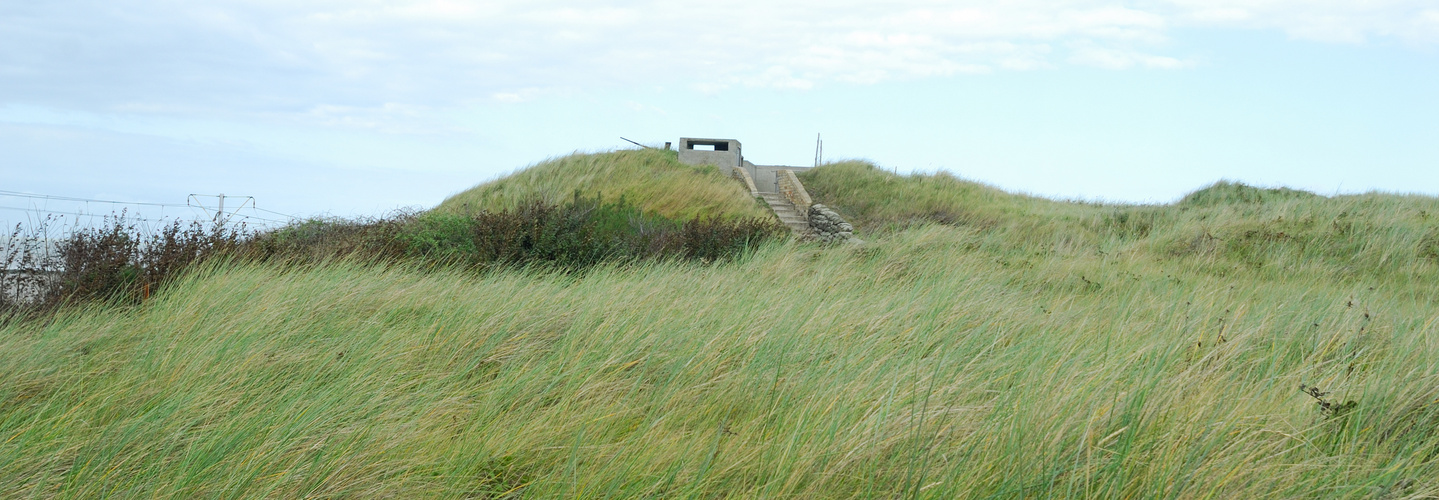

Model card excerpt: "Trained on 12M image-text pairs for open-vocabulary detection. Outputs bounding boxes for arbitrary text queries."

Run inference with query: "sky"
[2,0,1437,227]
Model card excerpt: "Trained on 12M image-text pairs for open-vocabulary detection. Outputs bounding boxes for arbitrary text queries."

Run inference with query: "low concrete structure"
[677,138,742,171]
[676,137,813,193]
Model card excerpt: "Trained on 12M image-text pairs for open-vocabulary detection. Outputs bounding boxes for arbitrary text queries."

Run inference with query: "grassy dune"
[436,149,770,221]
[803,162,1439,284]
[4,159,1439,498]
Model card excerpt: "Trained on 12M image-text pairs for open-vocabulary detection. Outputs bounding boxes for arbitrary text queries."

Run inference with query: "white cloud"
[1067,41,1191,69]
[1165,0,1439,43]
[1,0,1434,128]
[741,67,815,90]
[491,93,527,104]
[294,102,457,134]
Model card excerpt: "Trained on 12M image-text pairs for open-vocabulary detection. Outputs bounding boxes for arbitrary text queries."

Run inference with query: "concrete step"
[756,191,811,234]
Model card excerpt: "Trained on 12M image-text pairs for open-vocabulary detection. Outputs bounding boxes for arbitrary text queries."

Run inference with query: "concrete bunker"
[677,137,743,172]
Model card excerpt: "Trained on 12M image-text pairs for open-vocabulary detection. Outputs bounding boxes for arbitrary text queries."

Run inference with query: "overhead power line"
[0,205,288,225]
[0,205,170,222]
[0,190,190,208]
[254,207,301,220]
[0,189,302,223]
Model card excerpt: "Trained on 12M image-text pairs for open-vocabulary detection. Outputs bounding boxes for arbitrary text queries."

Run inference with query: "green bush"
[397,193,781,268]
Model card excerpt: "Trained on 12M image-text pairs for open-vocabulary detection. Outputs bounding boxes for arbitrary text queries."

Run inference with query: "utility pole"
[814,133,823,168]
[188,193,254,227]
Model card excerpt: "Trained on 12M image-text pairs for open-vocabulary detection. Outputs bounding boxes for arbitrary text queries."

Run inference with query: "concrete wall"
[744,160,774,192]
[731,166,759,197]
[751,164,812,193]
[677,137,742,172]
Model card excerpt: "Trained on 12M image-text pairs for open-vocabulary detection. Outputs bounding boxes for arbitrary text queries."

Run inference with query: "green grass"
[5,158,1439,497]
[802,161,1439,283]
[436,149,771,221]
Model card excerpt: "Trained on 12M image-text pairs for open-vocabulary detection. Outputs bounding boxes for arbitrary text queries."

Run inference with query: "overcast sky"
[3,0,1437,225]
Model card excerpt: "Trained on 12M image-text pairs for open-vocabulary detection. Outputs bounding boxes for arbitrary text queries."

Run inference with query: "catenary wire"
[0,205,289,225]
[0,190,302,222]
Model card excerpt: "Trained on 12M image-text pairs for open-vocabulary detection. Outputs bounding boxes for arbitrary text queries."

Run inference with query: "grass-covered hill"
[802,162,1439,284]
[4,151,1439,498]
[436,148,771,221]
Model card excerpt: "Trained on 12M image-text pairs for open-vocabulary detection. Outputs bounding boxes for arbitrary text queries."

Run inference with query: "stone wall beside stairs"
[808,204,861,244]
[776,170,812,214]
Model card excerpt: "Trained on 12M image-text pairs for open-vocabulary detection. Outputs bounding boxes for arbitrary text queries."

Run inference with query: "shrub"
[1,214,247,315]
[397,193,781,268]
[2,197,785,315]
[245,215,409,265]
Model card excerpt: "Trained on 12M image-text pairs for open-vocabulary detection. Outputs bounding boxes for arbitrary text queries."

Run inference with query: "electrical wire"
[0,206,288,226]
[0,190,301,224]
[254,207,302,220]
[0,190,191,208]
[0,205,170,222]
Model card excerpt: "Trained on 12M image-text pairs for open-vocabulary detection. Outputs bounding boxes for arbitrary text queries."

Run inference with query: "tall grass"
[801,161,1439,283]
[436,149,771,221]
[3,209,1439,497]
[4,157,1439,497]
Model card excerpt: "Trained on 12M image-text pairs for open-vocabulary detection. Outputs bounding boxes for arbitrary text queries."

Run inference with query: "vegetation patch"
[800,161,1439,283]
[436,149,770,221]
[5,153,1439,497]
[2,194,781,316]
[1179,180,1320,207]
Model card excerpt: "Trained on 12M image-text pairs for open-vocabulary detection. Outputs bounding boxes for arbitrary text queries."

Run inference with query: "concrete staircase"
[759,192,810,235]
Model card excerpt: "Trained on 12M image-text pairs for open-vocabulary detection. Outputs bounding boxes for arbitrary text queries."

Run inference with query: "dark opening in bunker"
[686,140,729,152]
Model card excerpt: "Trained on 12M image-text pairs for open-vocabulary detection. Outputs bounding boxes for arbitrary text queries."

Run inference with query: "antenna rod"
[620,137,654,149]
